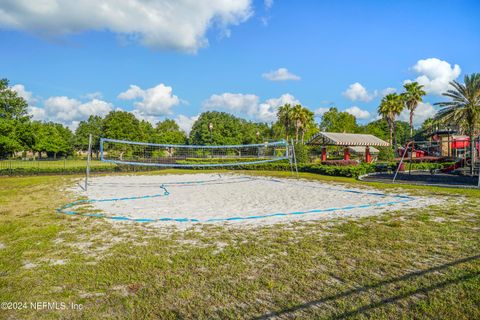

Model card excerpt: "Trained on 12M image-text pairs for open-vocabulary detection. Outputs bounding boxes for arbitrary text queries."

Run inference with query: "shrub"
[293,143,309,164]
[320,160,359,166]
[378,147,394,161]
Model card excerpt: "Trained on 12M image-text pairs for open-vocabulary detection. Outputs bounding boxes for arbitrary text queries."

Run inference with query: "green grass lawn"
[0,159,114,169]
[0,170,479,319]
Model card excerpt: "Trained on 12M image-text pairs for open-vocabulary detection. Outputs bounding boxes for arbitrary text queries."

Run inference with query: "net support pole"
[477,136,480,188]
[85,134,92,191]
[291,139,299,178]
[287,140,294,175]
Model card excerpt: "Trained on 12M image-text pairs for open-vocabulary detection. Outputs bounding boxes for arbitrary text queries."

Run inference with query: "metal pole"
[85,134,92,191]
[409,140,413,175]
[393,141,413,183]
[291,139,299,178]
[477,136,480,188]
[287,140,294,175]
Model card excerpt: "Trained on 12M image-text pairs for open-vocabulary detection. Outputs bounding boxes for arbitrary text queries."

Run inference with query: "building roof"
[348,146,379,154]
[307,132,389,147]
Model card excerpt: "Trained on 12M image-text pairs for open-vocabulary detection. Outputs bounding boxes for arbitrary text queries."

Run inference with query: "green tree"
[32,122,73,159]
[0,78,30,121]
[291,104,303,142]
[289,104,316,143]
[420,117,435,132]
[277,104,293,141]
[190,111,245,145]
[378,93,404,151]
[402,82,426,137]
[435,73,480,175]
[319,107,358,133]
[15,120,36,153]
[154,119,187,144]
[361,119,389,142]
[74,115,104,157]
[103,111,142,141]
[394,120,411,147]
[299,108,316,144]
[139,120,156,142]
[0,118,22,158]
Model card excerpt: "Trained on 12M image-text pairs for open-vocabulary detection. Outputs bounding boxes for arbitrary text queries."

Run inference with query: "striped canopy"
[307,132,389,147]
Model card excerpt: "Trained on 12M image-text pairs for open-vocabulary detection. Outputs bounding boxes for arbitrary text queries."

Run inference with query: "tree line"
[1,74,479,163]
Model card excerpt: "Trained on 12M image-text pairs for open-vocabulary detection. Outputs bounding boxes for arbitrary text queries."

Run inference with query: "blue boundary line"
[57,176,416,223]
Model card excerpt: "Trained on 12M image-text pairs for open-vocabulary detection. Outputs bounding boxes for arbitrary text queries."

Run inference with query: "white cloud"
[175,114,199,134]
[118,85,144,100]
[380,87,396,97]
[262,68,300,81]
[314,107,330,117]
[406,58,461,95]
[0,0,252,53]
[203,93,260,116]
[28,106,46,120]
[202,92,302,122]
[10,84,36,104]
[257,93,302,122]
[78,99,113,118]
[35,96,113,128]
[264,0,274,9]
[130,109,162,126]
[345,106,371,120]
[342,82,375,102]
[83,91,103,100]
[118,83,181,117]
[43,96,82,123]
[399,102,437,127]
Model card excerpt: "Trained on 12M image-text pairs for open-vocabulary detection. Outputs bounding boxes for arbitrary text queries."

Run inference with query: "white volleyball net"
[100,138,292,168]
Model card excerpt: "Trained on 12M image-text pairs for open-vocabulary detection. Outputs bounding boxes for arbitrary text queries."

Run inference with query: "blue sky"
[1,0,479,132]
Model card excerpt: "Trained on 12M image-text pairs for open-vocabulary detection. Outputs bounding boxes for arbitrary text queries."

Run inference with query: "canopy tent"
[307,132,389,147]
[307,132,388,163]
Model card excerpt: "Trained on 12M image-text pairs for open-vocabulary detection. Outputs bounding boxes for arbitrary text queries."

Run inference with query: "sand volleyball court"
[59,173,438,226]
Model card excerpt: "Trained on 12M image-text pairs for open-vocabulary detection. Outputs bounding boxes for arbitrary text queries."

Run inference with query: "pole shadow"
[253,254,480,319]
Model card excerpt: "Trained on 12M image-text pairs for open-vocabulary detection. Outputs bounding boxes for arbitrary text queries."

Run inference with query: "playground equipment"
[392,136,480,188]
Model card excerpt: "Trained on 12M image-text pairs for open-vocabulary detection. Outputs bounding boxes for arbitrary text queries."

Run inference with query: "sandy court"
[63,173,439,226]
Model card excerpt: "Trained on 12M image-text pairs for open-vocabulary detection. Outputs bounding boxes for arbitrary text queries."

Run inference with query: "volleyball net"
[100,138,294,168]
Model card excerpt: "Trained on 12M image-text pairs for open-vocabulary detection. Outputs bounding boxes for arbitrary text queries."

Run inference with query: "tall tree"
[402,82,426,137]
[435,73,480,175]
[74,115,104,157]
[0,118,22,158]
[155,119,187,144]
[299,108,316,144]
[0,78,30,121]
[103,111,142,141]
[378,93,405,151]
[319,107,358,133]
[190,111,245,145]
[277,104,293,141]
[32,122,73,159]
[291,104,304,142]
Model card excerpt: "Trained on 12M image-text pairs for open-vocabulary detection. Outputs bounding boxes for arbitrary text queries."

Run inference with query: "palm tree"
[402,82,426,137]
[300,108,315,144]
[291,104,304,142]
[435,73,480,175]
[277,103,293,141]
[378,93,405,151]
